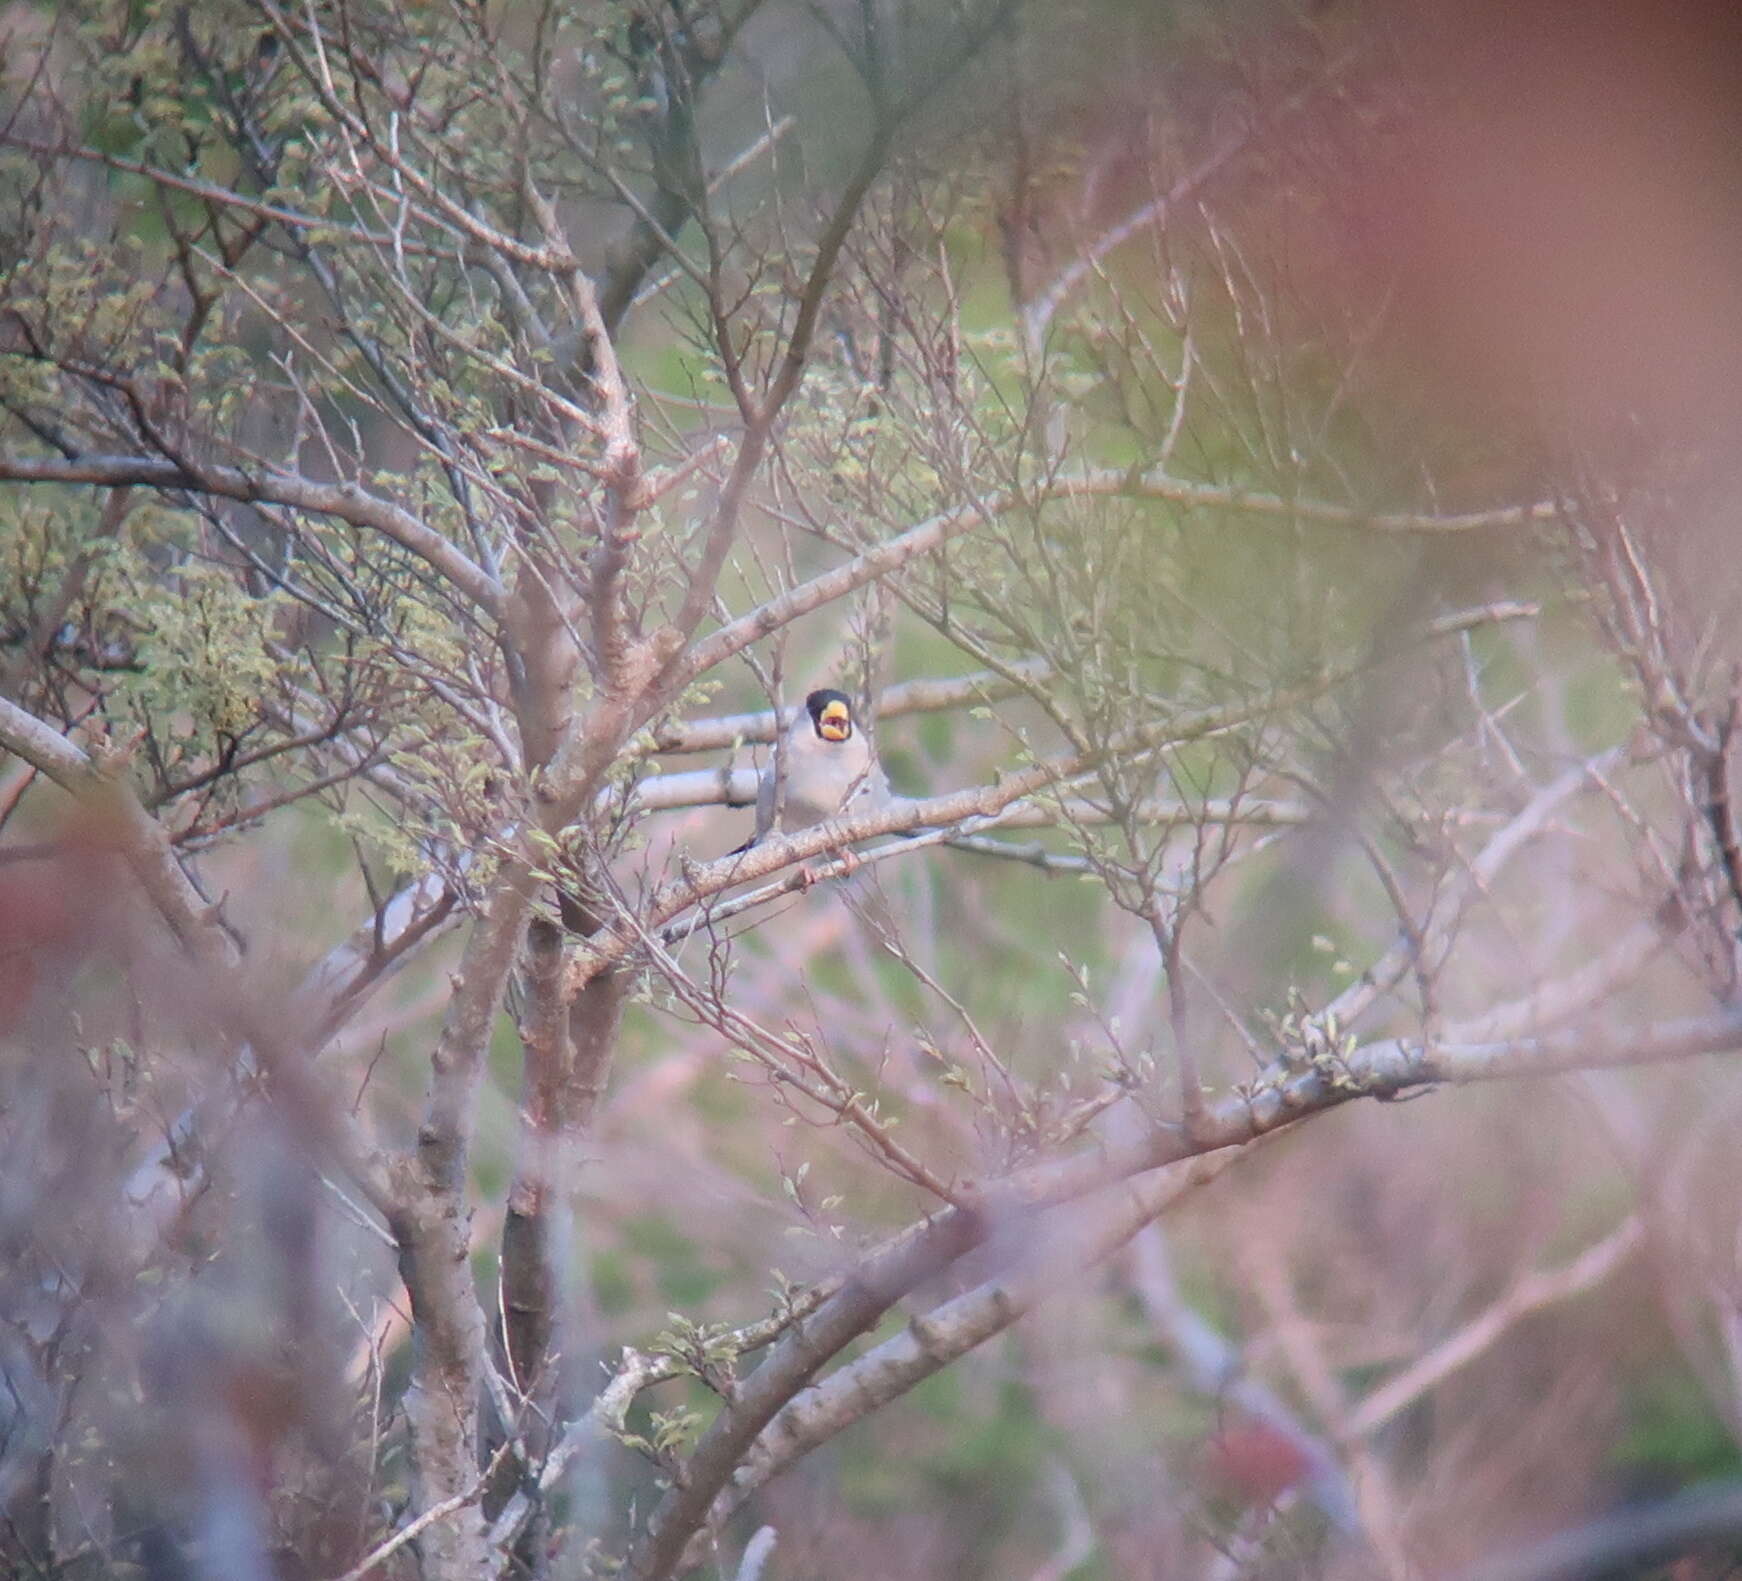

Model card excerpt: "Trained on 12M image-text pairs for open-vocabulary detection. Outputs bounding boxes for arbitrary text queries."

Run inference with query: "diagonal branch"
[0,696,393,1209]
[623,1002,1742,1581]
[672,476,1552,695]
[706,1152,1243,1527]
[624,1201,984,1580]
[1348,1216,1645,1441]
[0,452,504,616]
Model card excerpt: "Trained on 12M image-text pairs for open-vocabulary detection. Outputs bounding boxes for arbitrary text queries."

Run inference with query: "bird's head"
[806,689,854,743]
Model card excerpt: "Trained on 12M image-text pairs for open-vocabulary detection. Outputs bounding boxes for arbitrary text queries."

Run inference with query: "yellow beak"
[819,704,851,741]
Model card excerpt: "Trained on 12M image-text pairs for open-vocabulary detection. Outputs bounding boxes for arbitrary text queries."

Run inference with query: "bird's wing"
[752,753,777,842]
[752,710,806,839]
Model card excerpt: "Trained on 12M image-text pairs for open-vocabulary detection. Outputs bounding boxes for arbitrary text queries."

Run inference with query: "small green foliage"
[1612,1366,1742,1484]
[649,1312,743,1387]
[108,561,294,773]
[1265,990,1368,1093]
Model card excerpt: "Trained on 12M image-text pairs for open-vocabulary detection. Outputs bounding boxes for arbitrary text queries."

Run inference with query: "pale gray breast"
[780,737,873,829]
[759,725,877,835]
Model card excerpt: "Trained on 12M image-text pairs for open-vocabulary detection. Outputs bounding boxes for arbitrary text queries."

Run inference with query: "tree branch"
[706,1152,1242,1527]
[1348,1217,1645,1441]
[0,452,504,616]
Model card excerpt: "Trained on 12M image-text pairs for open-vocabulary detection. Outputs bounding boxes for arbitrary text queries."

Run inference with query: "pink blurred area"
[1369,0,1742,445]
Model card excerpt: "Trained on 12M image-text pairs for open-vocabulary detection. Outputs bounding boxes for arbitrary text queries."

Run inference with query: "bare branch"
[0,453,504,616]
[1348,1218,1645,1441]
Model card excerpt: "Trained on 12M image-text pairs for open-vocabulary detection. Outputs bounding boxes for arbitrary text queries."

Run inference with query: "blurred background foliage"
[4,0,1742,1577]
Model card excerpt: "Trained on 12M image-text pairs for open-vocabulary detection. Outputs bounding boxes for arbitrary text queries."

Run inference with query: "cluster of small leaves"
[1264,991,1368,1093]
[109,562,289,741]
[648,1312,745,1388]
[1,239,168,404]
[621,1404,705,1468]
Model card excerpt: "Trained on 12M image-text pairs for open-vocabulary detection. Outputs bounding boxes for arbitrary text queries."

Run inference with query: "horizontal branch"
[0,452,504,616]
[622,745,1313,829]
[648,660,1050,753]
[1105,470,1557,536]
[671,476,1550,695]
[645,796,1314,938]
[576,682,1326,990]
[627,765,761,813]
[1002,1009,1742,1218]
[4,132,449,257]
[616,594,1540,954]
[1455,1480,1742,1581]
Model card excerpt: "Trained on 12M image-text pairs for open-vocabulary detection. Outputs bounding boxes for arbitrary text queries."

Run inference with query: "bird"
[734,688,891,857]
